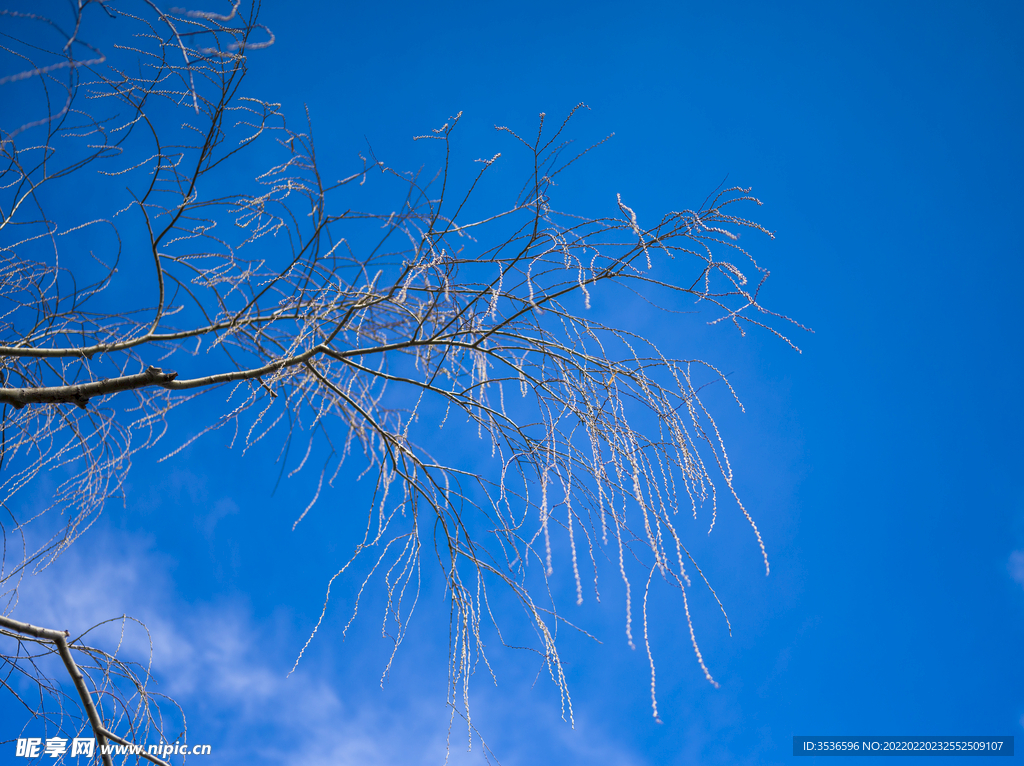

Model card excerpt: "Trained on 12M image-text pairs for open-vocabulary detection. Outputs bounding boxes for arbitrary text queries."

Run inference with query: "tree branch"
[0,615,116,766]
[0,366,178,409]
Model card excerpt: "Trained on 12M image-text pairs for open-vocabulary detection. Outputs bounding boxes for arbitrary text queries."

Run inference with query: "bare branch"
[0,0,805,749]
[0,366,178,409]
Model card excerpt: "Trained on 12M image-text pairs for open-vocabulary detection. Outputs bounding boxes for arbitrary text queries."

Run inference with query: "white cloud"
[8,530,644,766]
[1009,550,1024,589]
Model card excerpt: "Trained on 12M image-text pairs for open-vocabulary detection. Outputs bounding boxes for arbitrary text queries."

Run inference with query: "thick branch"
[0,615,116,766]
[0,614,172,766]
[0,366,177,409]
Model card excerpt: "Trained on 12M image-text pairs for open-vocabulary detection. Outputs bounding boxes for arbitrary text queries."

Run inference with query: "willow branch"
[0,366,178,409]
[0,615,116,766]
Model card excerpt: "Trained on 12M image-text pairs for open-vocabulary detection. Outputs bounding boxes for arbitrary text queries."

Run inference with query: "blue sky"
[4,1,1024,764]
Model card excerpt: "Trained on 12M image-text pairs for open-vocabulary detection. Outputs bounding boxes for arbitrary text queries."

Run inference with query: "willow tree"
[0,1,804,761]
